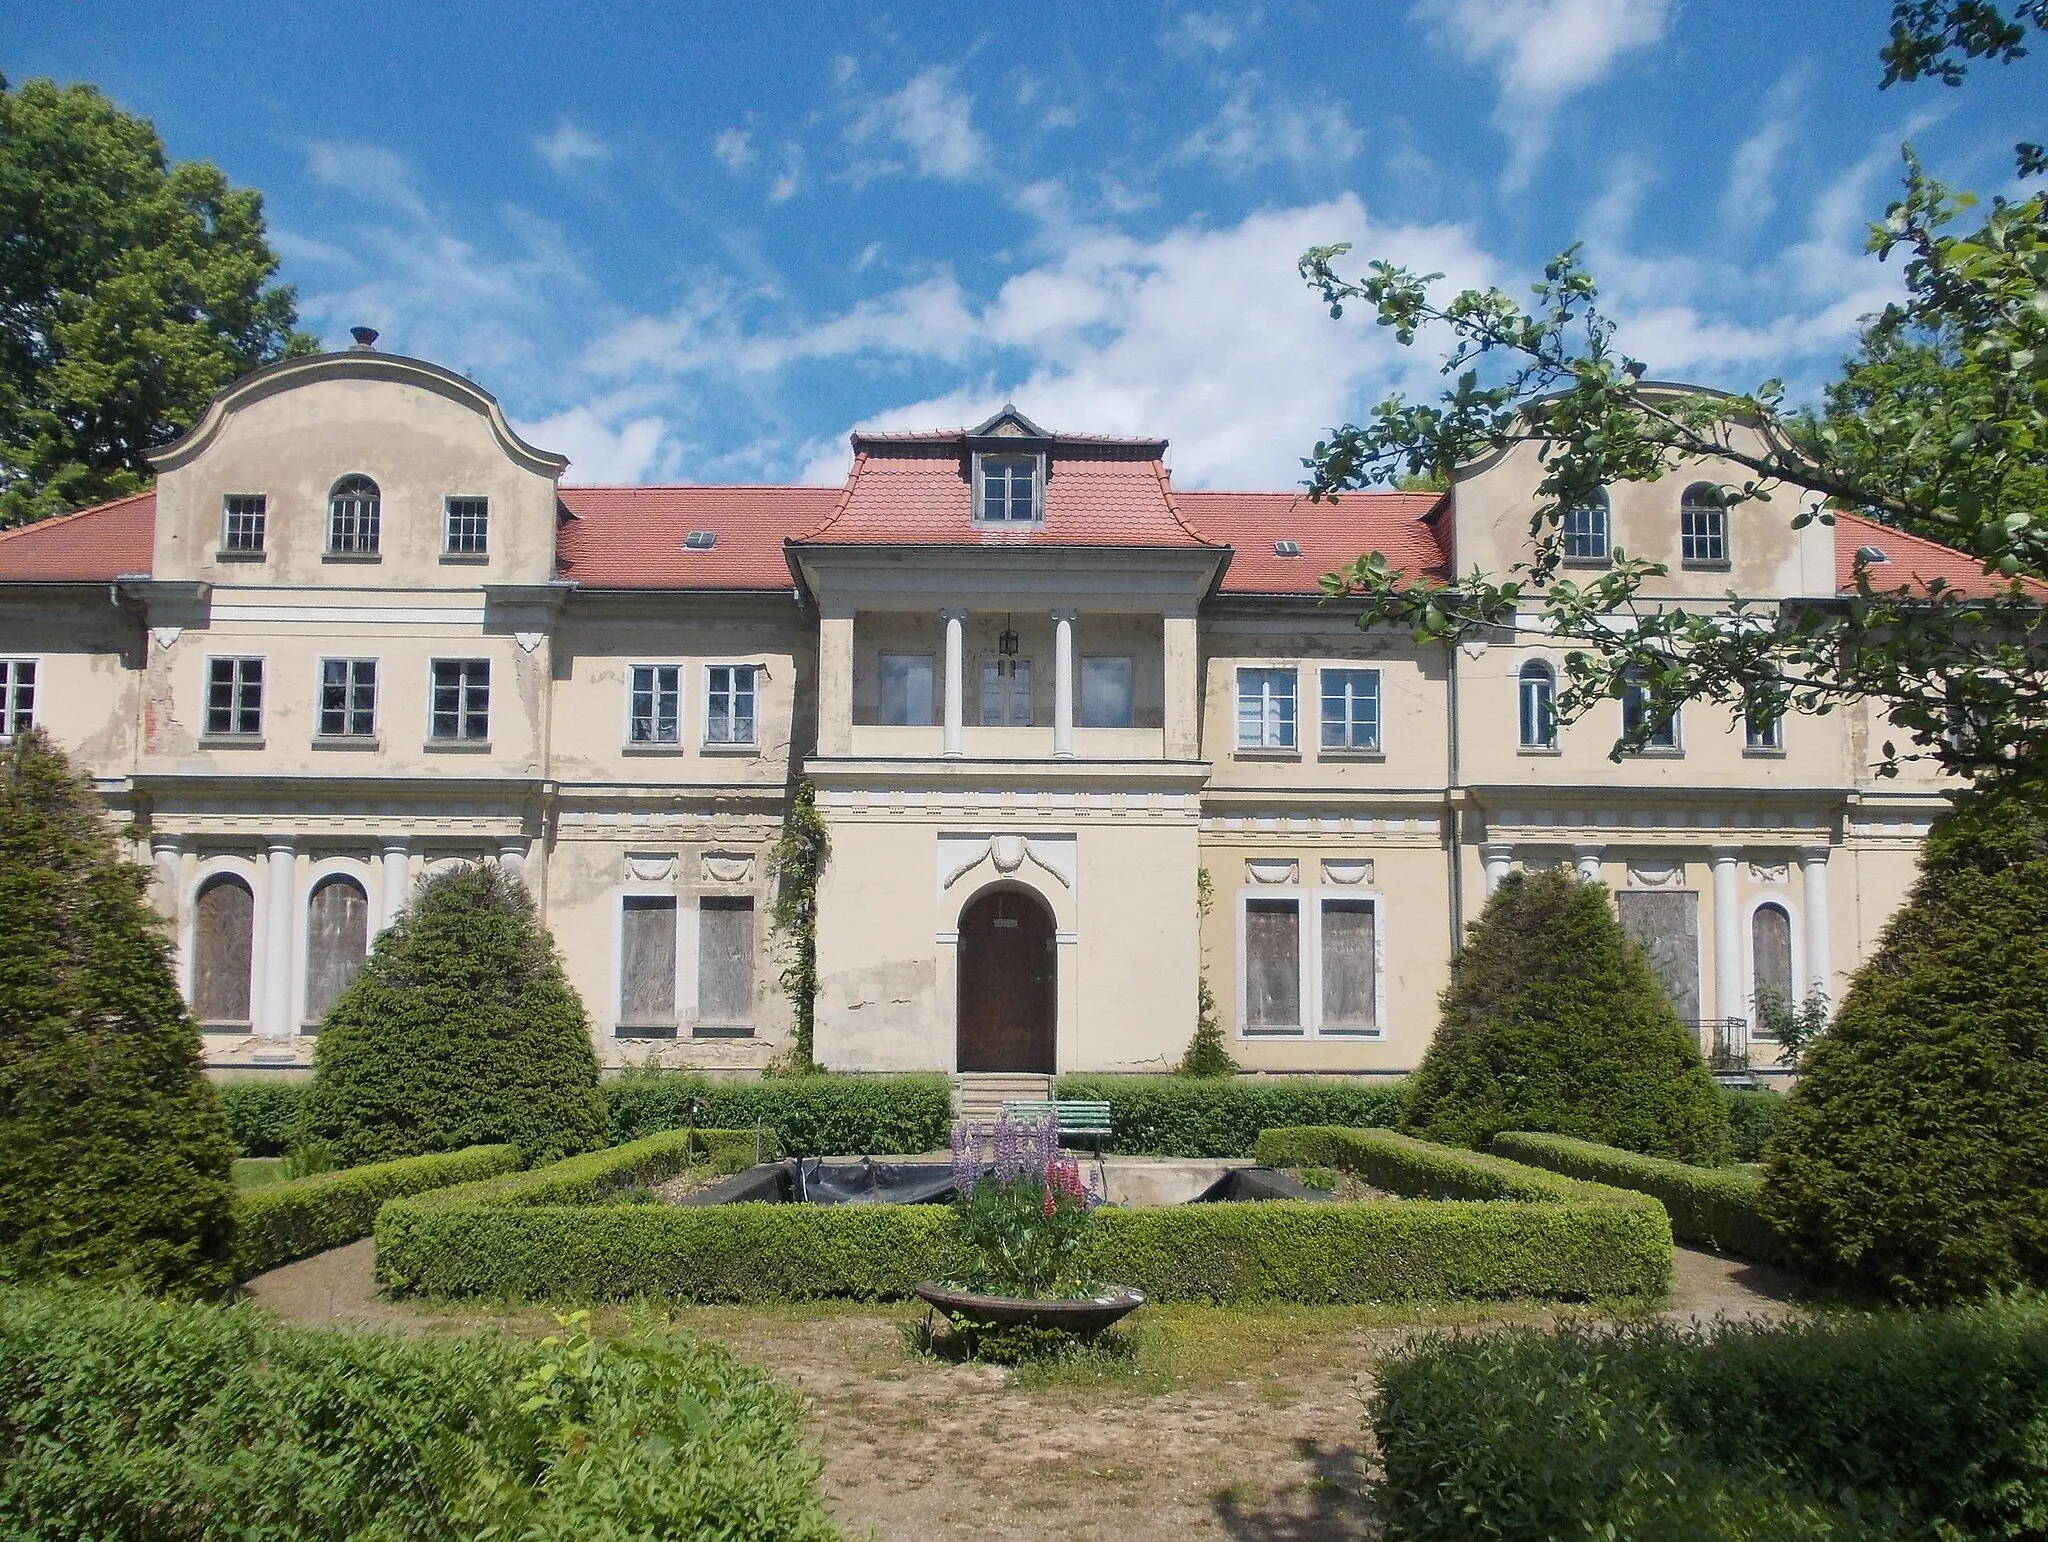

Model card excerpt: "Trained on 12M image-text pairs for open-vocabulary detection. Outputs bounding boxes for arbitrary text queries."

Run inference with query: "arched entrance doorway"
[957,887,1056,1073]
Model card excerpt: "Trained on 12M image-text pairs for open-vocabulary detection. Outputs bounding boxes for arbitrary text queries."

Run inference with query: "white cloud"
[849,67,990,180]
[1176,75,1364,176]
[1720,67,1811,232]
[306,141,431,223]
[1412,0,1671,189]
[713,129,756,173]
[1167,11,1244,53]
[534,119,610,175]
[768,142,804,204]
[517,404,669,482]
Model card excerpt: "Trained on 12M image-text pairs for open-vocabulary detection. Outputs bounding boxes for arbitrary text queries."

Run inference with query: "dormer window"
[977,454,1041,524]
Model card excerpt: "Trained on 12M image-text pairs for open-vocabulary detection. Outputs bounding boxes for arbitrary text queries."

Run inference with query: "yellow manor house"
[0,336,1980,1089]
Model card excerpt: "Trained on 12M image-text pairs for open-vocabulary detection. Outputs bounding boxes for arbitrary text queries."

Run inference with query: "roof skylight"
[683,530,716,550]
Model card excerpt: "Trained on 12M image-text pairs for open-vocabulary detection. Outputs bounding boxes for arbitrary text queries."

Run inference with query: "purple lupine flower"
[950,1121,975,1195]
[993,1113,1018,1183]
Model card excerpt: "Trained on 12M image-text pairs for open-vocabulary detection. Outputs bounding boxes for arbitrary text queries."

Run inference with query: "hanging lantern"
[998,614,1019,657]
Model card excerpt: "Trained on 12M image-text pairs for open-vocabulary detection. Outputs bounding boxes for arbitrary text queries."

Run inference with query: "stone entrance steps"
[954,1072,1054,1126]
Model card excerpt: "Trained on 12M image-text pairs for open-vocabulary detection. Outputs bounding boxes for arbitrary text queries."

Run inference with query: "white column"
[151,834,183,920]
[1572,843,1605,884]
[379,839,410,931]
[941,607,965,758]
[817,608,854,756]
[1711,847,1743,1025]
[1800,846,1832,1001]
[1161,610,1200,759]
[1052,608,1076,757]
[497,837,528,884]
[260,836,297,1040]
[1480,842,1513,895]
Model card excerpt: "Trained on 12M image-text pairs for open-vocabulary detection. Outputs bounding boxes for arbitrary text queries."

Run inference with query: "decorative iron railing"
[1683,1017,1751,1074]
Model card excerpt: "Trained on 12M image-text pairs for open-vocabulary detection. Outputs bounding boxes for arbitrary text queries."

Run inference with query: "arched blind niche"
[193,875,255,1027]
[304,874,370,1028]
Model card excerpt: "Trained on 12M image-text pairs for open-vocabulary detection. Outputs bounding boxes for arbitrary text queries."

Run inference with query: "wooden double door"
[956,888,1057,1073]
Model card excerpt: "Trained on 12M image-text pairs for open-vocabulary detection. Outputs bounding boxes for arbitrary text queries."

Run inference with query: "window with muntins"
[0,659,34,739]
[879,653,934,725]
[1681,484,1728,565]
[430,659,490,740]
[1244,897,1302,1029]
[1080,656,1133,728]
[1745,701,1784,751]
[318,659,377,738]
[1237,667,1297,750]
[1562,493,1610,562]
[205,658,263,736]
[222,495,267,553]
[980,658,1032,726]
[1621,668,1678,750]
[327,475,381,554]
[706,665,757,745]
[444,496,489,554]
[630,665,682,744]
[1319,668,1381,751]
[979,455,1039,522]
[1519,659,1558,749]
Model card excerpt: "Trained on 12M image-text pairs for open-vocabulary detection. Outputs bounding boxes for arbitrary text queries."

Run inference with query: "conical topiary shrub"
[303,864,605,1166]
[1762,779,2048,1303]
[0,729,236,1294]
[1403,867,1730,1162]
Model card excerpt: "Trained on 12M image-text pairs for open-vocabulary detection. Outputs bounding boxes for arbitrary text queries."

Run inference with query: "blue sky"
[7,2,2044,488]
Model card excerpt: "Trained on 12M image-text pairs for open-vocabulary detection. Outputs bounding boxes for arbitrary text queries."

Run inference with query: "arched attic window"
[1561,490,1610,562]
[328,475,381,555]
[1518,659,1558,749]
[1680,482,1729,566]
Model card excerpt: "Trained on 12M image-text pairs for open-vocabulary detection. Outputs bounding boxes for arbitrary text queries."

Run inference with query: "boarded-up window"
[620,896,677,1028]
[193,875,254,1026]
[303,875,368,1029]
[1615,889,1701,1021]
[1752,903,1793,1022]
[1320,898,1377,1030]
[697,897,755,1024]
[1244,898,1301,1029]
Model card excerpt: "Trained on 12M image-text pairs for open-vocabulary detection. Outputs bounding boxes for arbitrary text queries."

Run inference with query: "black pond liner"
[680,1159,1329,1206]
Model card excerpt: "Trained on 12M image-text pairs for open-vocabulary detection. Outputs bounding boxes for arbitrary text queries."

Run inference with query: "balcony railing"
[1684,1017,1751,1076]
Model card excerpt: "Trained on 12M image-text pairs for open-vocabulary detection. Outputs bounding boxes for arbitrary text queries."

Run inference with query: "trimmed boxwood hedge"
[1374,1301,2048,1540]
[0,1280,839,1540]
[1051,1074,1405,1156]
[230,1143,520,1281]
[216,1080,307,1157]
[605,1071,953,1155]
[1254,1126,1648,1205]
[377,1126,1670,1303]
[1489,1131,1789,1265]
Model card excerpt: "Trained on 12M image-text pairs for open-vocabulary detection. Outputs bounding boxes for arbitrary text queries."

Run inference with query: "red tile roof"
[1178,490,1448,594]
[1832,511,2048,600]
[0,491,156,581]
[796,439,1220,549]
[555,484,837,590]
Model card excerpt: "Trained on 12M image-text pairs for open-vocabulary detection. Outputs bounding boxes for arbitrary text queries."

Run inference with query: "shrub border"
[376,1126,1671,1303]
[1488,1131,1788,1264]
[231,1144,519,1281]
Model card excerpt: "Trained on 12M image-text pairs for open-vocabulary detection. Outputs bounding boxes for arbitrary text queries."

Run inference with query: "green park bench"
[1000,1098,1114,1150]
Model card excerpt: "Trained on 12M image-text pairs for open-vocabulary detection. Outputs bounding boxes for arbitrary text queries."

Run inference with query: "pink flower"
[1043,1187,1056,1218]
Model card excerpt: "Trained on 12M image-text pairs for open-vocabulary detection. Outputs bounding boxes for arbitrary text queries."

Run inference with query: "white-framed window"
[977,454,1041,523]
[980,657,1032,726]
[221,494,267,554]
[0,658,35,740]
[1562,492,1610,562]
[629,665,682,745]
[706,664,758,745]
[318,658,377,738]
[1238,886,1385,1036]
[1079,656,1134,728]
[327,474,381,554]
[1319,667,1381,752]
[1745,700,1785,752]
[1680,483,1728,566]
[617,893,679,1035]
[1621,667,1679,751]
[879,653,934,726]
[444,495,489,555]
[1236,666,1298,750]
[204,657,263,737]
[1519,658,1558,749]
[429,659,490,741]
